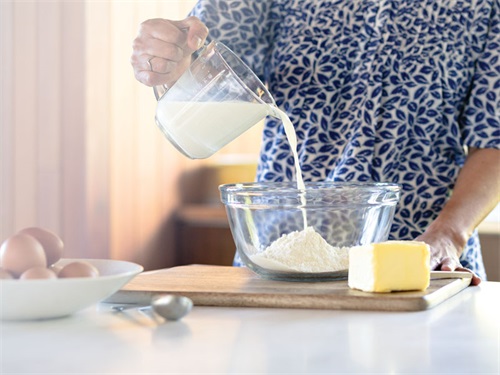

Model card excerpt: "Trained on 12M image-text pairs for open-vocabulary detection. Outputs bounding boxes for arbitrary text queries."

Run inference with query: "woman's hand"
[416,223,482,286]
[131,17,209,87]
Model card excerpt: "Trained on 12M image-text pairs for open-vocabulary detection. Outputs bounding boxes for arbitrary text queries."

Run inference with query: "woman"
[131,1,500,285]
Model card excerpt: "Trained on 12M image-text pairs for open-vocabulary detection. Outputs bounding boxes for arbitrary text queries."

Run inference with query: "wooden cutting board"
[106,265,472,312]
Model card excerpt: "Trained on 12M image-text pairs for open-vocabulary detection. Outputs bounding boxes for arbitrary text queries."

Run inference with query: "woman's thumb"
[181,16,209,51]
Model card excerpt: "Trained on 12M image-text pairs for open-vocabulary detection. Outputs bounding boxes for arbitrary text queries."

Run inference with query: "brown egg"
[0,268,14,279]
[18,227,64,266]
[20,266,57,280]
[0,234,47,278]
[58,261,99,278]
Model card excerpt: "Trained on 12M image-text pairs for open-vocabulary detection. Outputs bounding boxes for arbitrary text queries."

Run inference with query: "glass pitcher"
[154,40,278,159]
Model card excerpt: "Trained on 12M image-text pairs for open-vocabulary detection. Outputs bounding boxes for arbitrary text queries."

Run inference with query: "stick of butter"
[348,241,431,293]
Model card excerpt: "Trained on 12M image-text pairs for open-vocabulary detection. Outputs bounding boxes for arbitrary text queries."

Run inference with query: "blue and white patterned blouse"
[192,0,500,279]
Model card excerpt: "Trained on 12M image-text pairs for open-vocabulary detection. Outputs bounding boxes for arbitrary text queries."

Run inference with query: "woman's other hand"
[416,226,482,286]
[131,16,208,87]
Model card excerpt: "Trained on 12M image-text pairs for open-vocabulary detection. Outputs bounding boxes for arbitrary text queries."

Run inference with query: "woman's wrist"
[424,214,469,256]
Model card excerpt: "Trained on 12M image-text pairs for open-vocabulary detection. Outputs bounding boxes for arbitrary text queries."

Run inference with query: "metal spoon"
[113,294,193,321]
[151,294,193,321]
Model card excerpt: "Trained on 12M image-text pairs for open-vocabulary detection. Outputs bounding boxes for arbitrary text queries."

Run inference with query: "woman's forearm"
[428,147,500,250]
[416,147,499,285]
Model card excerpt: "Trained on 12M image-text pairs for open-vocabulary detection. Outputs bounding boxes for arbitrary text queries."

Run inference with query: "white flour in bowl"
[249,226,349,273]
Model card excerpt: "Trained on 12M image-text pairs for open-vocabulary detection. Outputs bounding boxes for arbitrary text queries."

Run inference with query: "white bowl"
[0,258,143,321]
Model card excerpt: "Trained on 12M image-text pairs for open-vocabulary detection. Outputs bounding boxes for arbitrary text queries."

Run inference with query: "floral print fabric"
[192,0,500,278]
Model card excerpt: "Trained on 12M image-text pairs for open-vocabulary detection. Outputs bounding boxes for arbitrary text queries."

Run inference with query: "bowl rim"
[0,258,143,284]
[219,181,401,206]
[219,181,401,193]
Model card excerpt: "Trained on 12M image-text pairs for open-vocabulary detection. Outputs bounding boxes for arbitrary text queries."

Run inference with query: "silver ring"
[147,57,154,72]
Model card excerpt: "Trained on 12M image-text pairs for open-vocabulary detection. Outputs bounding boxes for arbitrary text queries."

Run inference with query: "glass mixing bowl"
[219,182,400,281]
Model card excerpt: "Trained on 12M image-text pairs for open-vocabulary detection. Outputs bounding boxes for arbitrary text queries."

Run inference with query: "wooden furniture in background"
[478,221,500,281]
[175,205,236,266]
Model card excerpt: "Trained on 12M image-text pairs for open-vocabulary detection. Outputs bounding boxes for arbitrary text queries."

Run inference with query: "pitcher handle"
[153,84,169,101]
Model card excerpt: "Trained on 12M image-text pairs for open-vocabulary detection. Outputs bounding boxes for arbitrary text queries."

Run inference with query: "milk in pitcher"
[155,101,270,159]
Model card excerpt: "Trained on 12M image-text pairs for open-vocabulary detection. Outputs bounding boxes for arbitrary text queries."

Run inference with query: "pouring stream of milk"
[269,106,308,229]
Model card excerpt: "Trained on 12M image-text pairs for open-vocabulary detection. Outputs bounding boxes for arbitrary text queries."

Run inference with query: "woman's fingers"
[146,57,177,74]
[131,17,208,87]
[453,266,482,286]
[433,258,482,286]
[180,16,209,51]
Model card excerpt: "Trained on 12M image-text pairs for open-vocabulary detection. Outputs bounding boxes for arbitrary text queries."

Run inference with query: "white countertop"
[2,282,499,374]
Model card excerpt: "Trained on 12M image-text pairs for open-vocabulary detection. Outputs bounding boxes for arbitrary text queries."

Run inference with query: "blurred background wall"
[0,0,262,270]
